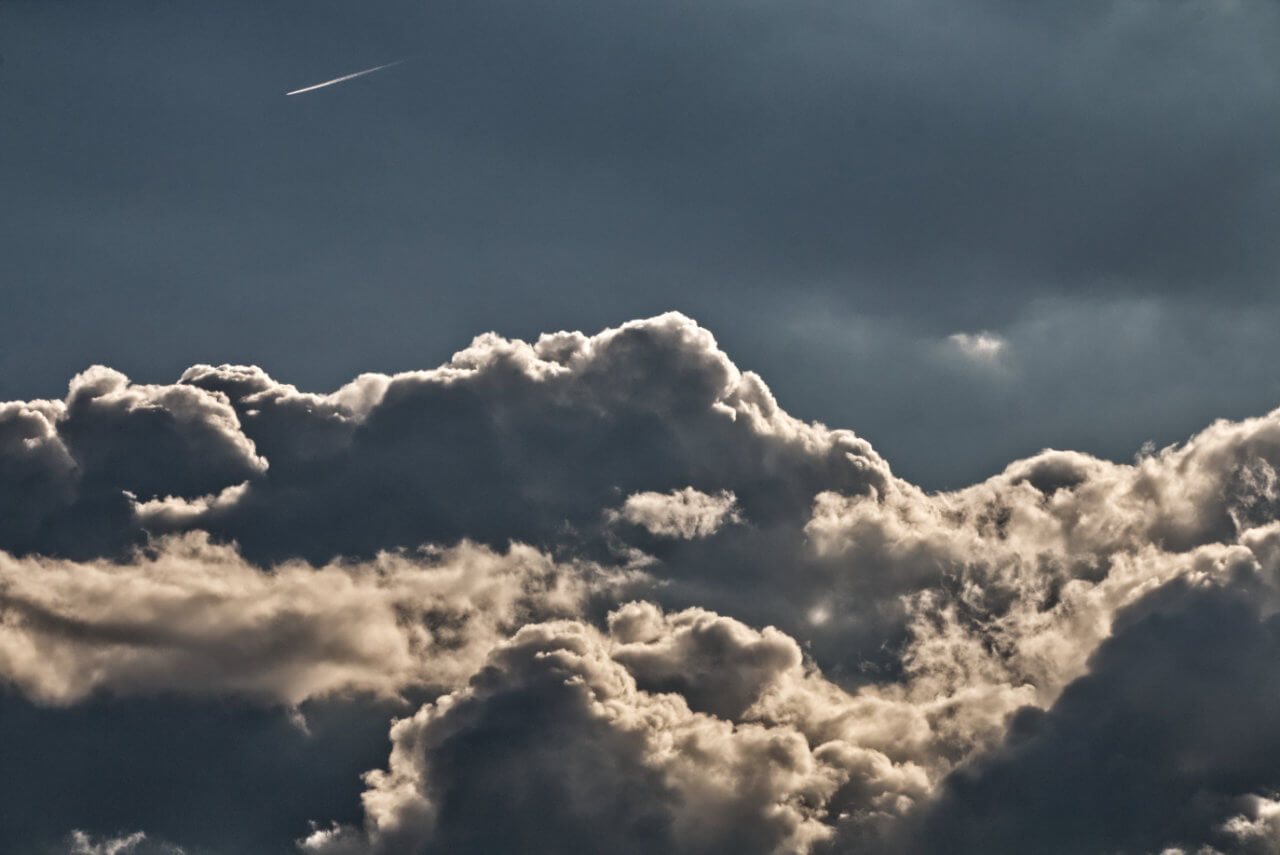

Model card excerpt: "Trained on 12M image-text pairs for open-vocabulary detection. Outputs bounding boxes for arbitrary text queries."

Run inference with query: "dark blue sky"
[4,0,1280,486]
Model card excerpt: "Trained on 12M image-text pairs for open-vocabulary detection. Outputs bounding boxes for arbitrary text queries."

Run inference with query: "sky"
[4,2,1280,854]
[4,0,1280,486]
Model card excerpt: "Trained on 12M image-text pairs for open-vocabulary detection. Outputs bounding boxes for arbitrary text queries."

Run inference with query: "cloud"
[8,312,1280,701]
[609,487,742,539]
[141,313,890,567]
[0,533,620,706]
[1,314,905,671]
[0,366,266,559]
[1215,795,1280,855]
[9,314,1280,852]
[12,0,1280,848]
[947,331,1007,363]
[63,831,184,855]
[300,607,935,855]
[877,527,1280,855]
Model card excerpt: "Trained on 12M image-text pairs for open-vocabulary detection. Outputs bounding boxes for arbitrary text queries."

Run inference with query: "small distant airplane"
[286,59,405,96]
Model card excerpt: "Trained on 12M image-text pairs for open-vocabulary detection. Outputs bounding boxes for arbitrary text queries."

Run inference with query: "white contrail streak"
[286,60,405,96]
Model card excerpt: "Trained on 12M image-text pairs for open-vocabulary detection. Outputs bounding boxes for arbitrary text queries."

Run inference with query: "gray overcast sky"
[3,0,1279,487]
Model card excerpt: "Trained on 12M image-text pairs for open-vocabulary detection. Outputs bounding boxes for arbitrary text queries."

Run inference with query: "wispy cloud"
[947,330,1007,362]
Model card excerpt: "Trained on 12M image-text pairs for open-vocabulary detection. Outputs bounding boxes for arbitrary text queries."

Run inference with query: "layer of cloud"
[6,314,1280,853]
[0,534,618,706]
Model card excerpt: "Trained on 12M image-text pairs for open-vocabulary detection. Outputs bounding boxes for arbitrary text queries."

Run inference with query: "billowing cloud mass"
[5,314,1280,854]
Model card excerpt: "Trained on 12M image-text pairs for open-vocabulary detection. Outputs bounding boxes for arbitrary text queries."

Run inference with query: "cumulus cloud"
[802,403,1280,715]
[76,314,888,577]
[301,608,935,855]
[9,313,1280,853]
[0,366,266,558]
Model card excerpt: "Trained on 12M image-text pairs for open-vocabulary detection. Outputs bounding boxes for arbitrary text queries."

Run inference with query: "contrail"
[286,60,405,96]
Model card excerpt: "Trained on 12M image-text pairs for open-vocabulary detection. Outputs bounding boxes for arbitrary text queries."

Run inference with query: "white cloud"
[1218,795,1280,853]
[609,487,742,538]
[947,331,1007,362]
